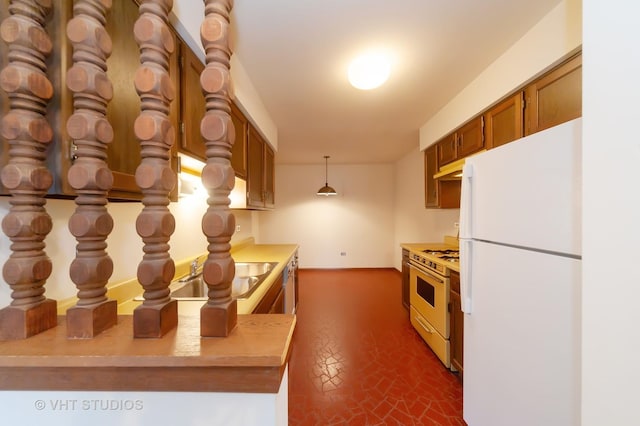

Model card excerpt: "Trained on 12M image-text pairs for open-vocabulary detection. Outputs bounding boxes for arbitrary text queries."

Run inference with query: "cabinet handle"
[458,135,463,147]
[69,141,78,163]
[415,315,434,334]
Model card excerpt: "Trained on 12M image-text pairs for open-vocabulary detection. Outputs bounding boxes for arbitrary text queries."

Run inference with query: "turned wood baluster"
[0,0,57,340]
[132,0,177,338]
[199,0,237,337]
[64,0,117,338]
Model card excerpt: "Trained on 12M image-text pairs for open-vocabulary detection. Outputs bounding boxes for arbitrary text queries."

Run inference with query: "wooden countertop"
[0,314,296,393]
[1,241,299,394]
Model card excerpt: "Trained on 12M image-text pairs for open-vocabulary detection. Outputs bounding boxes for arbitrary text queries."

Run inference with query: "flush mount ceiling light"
[317,155,337,196]
[348,51,392,90]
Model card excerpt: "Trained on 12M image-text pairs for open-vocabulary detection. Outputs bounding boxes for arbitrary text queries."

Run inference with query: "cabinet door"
[268,288,285,314]
[449,271,464,375]
[424,145,439,208]
[104,0,144,199]
[437,133,457,166]
[106,0,179,201]
[1,0,178,201]
[401,249,410,309]
[525,54,582,135]
[179,42,206,161]
[252,273,284,314]
[456,116,484,158]
[263,144,275,208]
[246,125,265,208]
[485,92,524,149]
[230,102,247,179]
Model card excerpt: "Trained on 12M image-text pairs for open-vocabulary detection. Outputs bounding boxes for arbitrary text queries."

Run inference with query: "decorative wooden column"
[132,0,177,338]
[64,0,117,338]
[199,0,237,337]
[0,0,57,340]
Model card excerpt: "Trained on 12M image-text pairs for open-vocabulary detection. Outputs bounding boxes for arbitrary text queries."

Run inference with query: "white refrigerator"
[459,118,582,426]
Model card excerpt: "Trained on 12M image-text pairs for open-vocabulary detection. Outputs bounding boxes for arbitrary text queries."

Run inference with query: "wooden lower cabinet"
[401,249,410,309]
[449,271,463,378]
[252,272,285,314]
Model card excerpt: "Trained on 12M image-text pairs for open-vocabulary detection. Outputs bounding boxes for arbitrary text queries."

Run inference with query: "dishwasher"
[283,252,298,314]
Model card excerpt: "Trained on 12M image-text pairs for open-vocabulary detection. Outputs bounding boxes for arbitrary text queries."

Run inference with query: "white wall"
[393,148,460,269]
[582,1,640,424]
[257,164,395,269]
[419,0,583,149]
[0,197,255,306]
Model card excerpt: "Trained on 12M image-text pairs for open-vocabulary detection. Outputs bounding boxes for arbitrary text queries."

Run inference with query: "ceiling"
[230,0,562,165]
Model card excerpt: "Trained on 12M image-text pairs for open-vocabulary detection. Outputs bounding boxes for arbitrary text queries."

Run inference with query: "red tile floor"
[288,269,465,425]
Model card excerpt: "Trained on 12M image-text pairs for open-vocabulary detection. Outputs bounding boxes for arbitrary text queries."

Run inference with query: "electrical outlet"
[340,252,347,256]
[236,225,241,233]
[454,222,460,229]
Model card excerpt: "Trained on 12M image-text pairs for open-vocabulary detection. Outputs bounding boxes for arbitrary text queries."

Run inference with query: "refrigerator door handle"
[460,163,474,239]
[460,239,472,314]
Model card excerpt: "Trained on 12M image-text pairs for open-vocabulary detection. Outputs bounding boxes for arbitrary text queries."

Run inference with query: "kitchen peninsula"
[0,242,298,426]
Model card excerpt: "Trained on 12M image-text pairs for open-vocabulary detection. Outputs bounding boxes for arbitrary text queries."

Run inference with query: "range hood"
[433,158,465,180]
[433,150,486,180]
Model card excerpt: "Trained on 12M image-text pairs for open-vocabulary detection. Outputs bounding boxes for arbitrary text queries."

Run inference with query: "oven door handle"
[414,315,434,334]
[408,263,445,284]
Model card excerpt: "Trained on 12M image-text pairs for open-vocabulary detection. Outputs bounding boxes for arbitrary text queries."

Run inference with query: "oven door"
[409,262,449,338]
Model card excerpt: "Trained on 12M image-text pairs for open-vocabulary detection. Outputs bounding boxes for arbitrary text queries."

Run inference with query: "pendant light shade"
[317,155,337,196]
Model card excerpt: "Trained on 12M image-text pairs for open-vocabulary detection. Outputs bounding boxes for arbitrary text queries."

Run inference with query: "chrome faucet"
[190,256,202,277]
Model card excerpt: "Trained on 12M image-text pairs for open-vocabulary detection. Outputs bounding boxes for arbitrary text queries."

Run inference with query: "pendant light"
[317,155,337,196]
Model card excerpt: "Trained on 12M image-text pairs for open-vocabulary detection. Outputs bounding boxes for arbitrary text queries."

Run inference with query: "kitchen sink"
[135,261,278,301]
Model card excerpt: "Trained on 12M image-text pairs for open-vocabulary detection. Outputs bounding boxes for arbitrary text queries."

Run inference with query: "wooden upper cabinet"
[263,144,275,208]
[179,42,207,161]
[1,0,179,201]
[525,53,582,135]
[424,145,439,208]
[437,116,484,167]
[105,0,179,201]
[178,44,247,180]
[456,116,484,158]
[247,125,265,208]
[230,102,248,179]
[485,92,524,149]
[246,124,275,210]
[437,133,457,166]
[424,144,460,209]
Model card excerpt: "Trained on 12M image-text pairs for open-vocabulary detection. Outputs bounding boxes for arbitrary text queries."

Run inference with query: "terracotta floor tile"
[288,269,465,425]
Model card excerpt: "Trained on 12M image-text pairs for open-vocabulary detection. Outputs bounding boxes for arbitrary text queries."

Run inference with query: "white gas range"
[407,246,459,368]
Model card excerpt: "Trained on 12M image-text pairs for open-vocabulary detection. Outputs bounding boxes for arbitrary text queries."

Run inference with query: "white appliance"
[459,118,582,426]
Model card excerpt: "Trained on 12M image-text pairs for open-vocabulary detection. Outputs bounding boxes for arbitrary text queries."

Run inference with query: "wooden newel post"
[64,0,118,338]
[199,0,237,337]
[0,0,57,340]
[132,0,178,338]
